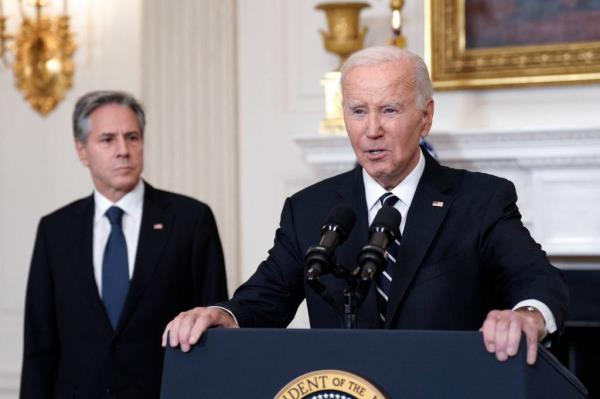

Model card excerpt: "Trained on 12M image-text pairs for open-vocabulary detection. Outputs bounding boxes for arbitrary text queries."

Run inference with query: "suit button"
[106,387,114,394]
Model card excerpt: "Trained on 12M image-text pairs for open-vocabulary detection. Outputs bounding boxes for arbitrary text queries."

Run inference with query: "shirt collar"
[363,148,426,211]
[94,180,145,223]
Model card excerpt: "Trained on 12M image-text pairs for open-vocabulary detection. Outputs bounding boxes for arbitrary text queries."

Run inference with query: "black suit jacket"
[223,152,568,332]
[20,182,228,399]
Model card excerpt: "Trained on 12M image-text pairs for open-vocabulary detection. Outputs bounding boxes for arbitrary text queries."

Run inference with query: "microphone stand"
[305,242,387,329]
[307,262,374,329]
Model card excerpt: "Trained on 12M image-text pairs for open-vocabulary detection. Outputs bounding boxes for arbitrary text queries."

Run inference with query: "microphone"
[305,204,356,281]
[358,206,401,281]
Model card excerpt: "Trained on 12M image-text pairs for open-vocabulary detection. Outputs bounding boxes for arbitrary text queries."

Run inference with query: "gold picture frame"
[426,0,600,90]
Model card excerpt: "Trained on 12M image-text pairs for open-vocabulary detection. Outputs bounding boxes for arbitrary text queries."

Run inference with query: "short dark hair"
[73,90,146,143]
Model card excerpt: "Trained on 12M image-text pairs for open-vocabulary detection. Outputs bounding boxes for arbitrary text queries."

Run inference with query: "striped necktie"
[375,193,401,326]
[102,206,130,329]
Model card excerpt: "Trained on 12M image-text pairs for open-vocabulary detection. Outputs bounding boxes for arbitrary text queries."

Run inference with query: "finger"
[179,309,203,352]
[481,312,498,353]
[189,313,212,345]
[505,314,522,357]
[161,321,172,348]
[168,312,184,348]
[178,312,199,353]
[525,325,539,365]
[494,315,510,362]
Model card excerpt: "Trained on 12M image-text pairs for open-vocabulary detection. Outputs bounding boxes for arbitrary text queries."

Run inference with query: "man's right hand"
[161,307,238,352]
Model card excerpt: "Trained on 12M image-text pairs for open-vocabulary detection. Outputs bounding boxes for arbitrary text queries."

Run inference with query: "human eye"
[382,105,400,114]
[350,106,366,116]
[99,135,113,143]
[127,132,140,141]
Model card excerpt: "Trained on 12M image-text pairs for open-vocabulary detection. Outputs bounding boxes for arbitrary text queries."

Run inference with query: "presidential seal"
[274,369,387,399]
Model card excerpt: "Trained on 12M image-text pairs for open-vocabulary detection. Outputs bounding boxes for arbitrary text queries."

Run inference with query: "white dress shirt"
[363,148,425,230]
[92,180,144,296]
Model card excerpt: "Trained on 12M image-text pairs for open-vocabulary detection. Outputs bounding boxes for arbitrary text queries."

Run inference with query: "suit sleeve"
[190,205,228,306]
[20,219,59,398]
[479,179,569,331]
[218,198,305,328]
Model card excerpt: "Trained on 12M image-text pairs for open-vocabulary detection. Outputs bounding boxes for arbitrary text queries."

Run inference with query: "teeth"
[369,150,382,154]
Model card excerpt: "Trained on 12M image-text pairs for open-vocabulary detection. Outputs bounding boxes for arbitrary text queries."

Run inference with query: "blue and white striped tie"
[375,193,401,326]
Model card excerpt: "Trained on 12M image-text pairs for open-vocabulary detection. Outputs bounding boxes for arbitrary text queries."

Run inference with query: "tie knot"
[105,206,124,226]
[379,192,399,207]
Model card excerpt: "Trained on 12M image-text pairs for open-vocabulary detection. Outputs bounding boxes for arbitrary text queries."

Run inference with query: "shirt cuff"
[208,305,240,327]
[513,299,557,337]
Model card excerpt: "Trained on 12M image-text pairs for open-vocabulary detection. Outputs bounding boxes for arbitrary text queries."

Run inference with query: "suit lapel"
[71,195,114,331]
[115,183,173,334]
[385,153,457,327]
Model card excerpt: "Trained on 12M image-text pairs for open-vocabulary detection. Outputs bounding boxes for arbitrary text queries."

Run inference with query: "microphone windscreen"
[324,204,356,238]
[371,206,401,238]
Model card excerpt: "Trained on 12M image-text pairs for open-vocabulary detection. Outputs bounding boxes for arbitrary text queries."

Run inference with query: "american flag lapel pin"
[432,201,444,208]
[153,223,164,230]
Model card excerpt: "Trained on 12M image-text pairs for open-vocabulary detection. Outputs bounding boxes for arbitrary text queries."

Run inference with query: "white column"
[141,0,240,290]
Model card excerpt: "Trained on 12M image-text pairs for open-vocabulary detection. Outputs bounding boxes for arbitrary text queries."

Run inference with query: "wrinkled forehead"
[342,62,417,104]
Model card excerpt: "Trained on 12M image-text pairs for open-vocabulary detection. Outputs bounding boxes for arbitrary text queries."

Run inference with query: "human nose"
[366,112,383,138]
[115,135,130,157]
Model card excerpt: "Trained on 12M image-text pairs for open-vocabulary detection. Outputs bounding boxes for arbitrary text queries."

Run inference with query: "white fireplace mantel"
[295,127,600,261]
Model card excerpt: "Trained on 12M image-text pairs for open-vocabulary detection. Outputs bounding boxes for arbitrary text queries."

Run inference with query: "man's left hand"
[480,308,546,365]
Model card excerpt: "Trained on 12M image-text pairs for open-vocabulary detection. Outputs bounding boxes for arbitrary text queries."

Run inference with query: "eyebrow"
[381,102,403,108]
[98,131,140,136]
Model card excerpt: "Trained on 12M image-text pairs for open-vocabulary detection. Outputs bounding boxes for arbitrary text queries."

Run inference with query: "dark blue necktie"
[102,206,129,329]
[375,193,401,326]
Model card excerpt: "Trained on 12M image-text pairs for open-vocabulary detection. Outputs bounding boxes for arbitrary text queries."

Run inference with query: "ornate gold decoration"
[316,2,369,134]
[389,0,406,48]
[426,0,600,90]
[274,369,388,399]
[0,0,76,115]
[316,2,370,68]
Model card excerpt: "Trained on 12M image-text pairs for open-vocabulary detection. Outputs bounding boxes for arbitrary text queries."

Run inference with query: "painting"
[426,0,600,89]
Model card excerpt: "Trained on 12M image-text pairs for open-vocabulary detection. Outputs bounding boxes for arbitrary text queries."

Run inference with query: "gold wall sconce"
[0,0,76,116]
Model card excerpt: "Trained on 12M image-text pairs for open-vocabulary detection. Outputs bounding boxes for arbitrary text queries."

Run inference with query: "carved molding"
[429,127,600,168]
[295,127,600,172]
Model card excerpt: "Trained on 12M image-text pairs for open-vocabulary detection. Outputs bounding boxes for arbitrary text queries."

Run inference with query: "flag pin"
[153,223,164,230]
[432,201,444,207]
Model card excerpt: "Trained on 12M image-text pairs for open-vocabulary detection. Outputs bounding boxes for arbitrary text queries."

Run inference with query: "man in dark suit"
[164,47,568,366]
[20,91,228,399]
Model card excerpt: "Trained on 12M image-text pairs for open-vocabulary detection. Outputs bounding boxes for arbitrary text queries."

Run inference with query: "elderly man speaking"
[164,46,568,366]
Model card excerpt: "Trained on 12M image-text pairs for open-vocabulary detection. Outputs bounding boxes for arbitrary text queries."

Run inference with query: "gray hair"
[73,90,146,143]
[340,46,434,110]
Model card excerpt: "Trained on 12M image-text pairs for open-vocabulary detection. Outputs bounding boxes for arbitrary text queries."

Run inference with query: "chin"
[114,177,140,192]
[364,163,389,178]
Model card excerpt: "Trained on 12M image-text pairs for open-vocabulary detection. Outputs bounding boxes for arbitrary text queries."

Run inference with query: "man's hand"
[480,308,546,365]
[161,307,238,352]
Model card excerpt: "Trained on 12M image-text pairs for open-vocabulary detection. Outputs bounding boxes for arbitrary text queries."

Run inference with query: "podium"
[160,328,587,398]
